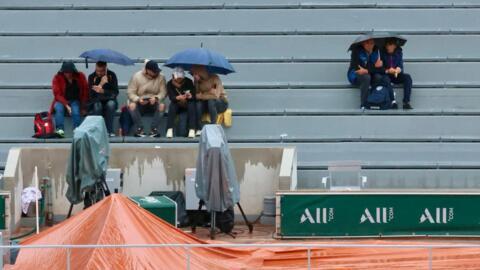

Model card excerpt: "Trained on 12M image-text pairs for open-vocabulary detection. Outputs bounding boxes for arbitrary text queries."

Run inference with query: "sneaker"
[55,129,65,138]
[149,128,160,138]
[195,130,202,137]
[403,103,413,110]
[109,133,116,138]
[188,129,195,138]
[134,128,146,138]
[391,103,398,110]
[166,128,173,138]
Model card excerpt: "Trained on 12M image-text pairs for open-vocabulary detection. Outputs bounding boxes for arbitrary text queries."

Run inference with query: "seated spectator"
[347,38,397,109]
[127,60,166,137]
[166,67,196,138]
[382,38,413,110]
[88,61,119,137]
[50,61,89,138]
[191,65,228,136]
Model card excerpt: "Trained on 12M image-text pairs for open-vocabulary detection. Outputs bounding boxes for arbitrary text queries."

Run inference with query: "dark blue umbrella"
[79,49,135,68]
[164,48,235,75]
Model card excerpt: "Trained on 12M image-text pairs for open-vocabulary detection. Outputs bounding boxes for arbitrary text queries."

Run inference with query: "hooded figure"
[195,124,240,212]
[50,61,89,136]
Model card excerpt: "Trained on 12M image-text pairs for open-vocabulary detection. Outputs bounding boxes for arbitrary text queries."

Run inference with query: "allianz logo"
[300,208,334,224]
[360,207,394,224]
[420,208,454,224]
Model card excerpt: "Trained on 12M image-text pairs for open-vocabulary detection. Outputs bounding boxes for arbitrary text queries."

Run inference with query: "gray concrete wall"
[3,145,295,229]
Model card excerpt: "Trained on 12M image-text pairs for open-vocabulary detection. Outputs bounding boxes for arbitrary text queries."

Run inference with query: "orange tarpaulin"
[7,194,480,270]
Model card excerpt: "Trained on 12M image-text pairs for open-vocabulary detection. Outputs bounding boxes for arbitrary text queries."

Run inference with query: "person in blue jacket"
[382,38,413,110]
[348,38,397,109]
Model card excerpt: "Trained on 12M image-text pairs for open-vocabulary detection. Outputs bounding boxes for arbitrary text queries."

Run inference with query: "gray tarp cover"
[66,116,110,204]
[195,125,240,212]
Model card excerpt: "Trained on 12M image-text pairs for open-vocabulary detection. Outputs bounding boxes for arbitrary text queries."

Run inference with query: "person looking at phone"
[127,60,167,137]
[165,67,196,138]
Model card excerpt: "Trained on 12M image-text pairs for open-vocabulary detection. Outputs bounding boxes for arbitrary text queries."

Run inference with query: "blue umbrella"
[79,49,135,68]
[164,48,235,75]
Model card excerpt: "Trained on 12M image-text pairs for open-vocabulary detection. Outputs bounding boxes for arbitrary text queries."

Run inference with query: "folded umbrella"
[165,48,235,75]
[80,48,135,68]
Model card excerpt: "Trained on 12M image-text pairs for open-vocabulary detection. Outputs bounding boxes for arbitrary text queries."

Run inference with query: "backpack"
[367,84,392,110]
[33,112,56,138]
[118,105,133,136]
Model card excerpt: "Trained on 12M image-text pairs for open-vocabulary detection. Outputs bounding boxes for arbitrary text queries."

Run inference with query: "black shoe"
[403,103,413,110]
[149,128,160,138]
[391,103,398,110]
[134,128,146,137]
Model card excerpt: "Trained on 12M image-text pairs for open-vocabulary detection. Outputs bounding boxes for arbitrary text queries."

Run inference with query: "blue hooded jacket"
[347,45,385,84]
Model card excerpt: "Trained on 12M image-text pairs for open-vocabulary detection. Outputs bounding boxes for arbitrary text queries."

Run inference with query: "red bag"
[33,112,56,138]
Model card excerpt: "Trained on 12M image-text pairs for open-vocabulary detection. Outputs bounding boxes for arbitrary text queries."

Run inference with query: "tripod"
[67,177,111,218]
[191,200,254,240]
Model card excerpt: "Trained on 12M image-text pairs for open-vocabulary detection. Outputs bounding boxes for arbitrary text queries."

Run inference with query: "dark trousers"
[196,99,228,129]
[129,102,162,131]
[388,73,412,103]
[167,101,196,131]
[354,73,394,107]
[90,100,117,133]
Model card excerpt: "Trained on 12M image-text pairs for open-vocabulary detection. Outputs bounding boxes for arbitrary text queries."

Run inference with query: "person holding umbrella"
[191,65,229,135]
[347,35,397,109]
[164,47,235,135]
[88,61,119,137]
[127,60,167,137]
[50,61,89,137]
[381,38,413,110]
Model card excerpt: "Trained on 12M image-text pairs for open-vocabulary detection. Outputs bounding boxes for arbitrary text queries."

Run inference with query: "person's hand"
[396,67,402,74]
[185,92,192,99]
[386,68,395,75]
[149,97,157,105]
[139,99,148,106]
[356,65,368,75]
[66,105,72,115]
[375,57,383,68]
[196,93,203,100]
[176,94,187,101]
[93,85,104,93]
[100,75,108,86]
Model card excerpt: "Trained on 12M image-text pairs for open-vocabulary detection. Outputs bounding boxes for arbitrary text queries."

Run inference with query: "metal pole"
[66,248,71,270]
[307,247,311,270]
[0,232,3,269]
[186,246,191,270]
[428,247,432,270]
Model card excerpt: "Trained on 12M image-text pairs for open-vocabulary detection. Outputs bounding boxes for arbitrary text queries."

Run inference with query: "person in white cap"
[166,67,196,138]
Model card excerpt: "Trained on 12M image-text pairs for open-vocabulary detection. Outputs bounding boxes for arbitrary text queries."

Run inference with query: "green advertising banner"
[278,192,480,238]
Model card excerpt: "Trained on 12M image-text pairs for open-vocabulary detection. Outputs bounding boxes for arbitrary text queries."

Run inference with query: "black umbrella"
[373,32,408,48]
[348,32,407,51]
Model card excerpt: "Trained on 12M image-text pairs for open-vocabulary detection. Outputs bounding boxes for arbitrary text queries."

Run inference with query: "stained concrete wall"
[3,145,295,230]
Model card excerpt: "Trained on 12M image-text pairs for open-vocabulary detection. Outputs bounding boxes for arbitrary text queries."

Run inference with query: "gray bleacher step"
[2,0,480,10]
[0,62,478,88]
[3,88,480,116]
[1,9,480,35]
[2,35,480,61]
[1,114,480,142]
